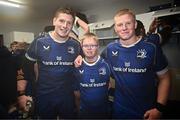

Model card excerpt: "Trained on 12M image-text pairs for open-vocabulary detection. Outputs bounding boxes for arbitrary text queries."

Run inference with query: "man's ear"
[114,24,117,34]
[53,18,56,26]
[135,20,137,29]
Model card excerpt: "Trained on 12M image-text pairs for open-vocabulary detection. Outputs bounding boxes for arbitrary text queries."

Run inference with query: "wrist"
[155,102,166,113]
[17,91,26,97]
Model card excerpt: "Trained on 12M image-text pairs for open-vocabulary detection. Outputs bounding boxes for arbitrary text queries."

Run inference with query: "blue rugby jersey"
[74,56,111,114]
[145,33,161,45]
[102,38,168,118]
[25,33,81,96]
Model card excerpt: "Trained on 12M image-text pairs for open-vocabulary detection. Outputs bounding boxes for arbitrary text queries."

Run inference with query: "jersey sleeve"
[146,33,161,45]
[25,38,39,62]
[101,47,107,60]
[155,44,169,75]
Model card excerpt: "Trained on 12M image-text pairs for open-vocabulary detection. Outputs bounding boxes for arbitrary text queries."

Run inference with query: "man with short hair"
[102,9,171,119]
[17,7,82,119]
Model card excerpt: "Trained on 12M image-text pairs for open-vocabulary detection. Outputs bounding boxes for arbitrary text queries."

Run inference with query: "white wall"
[7,31,34,45]
[0,19,51,47]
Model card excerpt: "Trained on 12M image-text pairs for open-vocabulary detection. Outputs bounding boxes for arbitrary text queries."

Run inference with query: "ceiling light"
[0,0,20,8]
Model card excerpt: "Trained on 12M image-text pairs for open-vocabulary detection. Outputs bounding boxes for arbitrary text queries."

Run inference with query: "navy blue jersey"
[74,56,110,116]
[25,33,81,96]
[145,33,161,45]
[103,38,168,118]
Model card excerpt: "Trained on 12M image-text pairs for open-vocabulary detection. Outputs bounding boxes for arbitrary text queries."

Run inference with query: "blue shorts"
[35,93,76,119]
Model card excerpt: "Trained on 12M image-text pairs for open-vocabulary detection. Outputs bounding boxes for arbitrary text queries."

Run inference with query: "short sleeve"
[25,39,39,62]
[155,44,169,75]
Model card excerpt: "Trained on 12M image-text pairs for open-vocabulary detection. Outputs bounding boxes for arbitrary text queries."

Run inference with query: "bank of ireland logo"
[125,62,130,67]
[112,51,118,56]
[99,67,106,75]
[137,49,147,59]
[68,46,75,54]
[56,56,62,61]
[90,78,95,83]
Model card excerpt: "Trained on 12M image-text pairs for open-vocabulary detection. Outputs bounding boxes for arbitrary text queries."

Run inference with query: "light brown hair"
[114,8,136,22]
[81,32,99,45]
[54,7,75,23]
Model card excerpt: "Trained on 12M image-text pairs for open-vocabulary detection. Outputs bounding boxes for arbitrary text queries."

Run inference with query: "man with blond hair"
[74,33,111,119]
[101,9,171,119]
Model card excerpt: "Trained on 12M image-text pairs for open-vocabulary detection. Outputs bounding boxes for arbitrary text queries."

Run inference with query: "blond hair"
[81,32,99,45]
[114,8,136,22]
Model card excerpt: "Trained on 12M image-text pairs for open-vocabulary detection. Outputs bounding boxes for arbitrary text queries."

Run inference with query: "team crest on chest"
[137,49,147,59]
[67,46,75,54]
[112,51,118,56]
[99,67,106,75]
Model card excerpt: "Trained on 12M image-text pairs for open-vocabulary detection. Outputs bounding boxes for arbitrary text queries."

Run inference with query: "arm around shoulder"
[76,16,89,33]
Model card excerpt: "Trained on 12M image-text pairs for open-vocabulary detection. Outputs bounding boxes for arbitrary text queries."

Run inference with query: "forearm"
[157,70,171,105]
[17,58,35,112]
[76,16,89,33]
[74,90,80,112]
[17,80,27,93]
[17,69,27,92]
[17,57,35,93]
[148,18,158,34]
[144,71,171,119]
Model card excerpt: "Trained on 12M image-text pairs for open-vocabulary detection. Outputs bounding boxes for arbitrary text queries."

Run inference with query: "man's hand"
[144,108,162,119]
[148,18,159,34]
[17,95,31,112]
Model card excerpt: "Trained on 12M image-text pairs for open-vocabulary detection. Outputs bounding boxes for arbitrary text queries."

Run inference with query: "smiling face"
[81,34,99,60]
[114,14,136,41]
[53,13,74,39]
[114,9,137,44]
